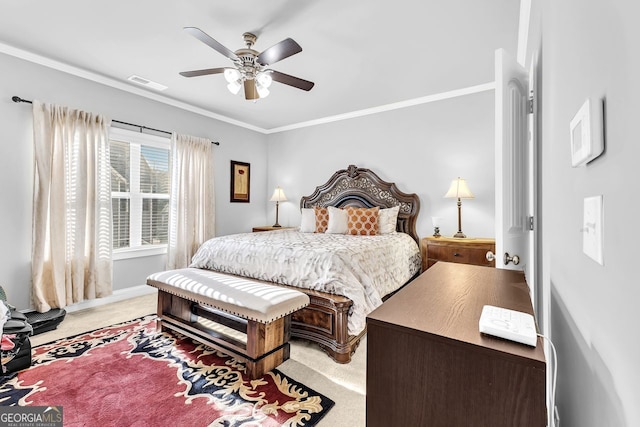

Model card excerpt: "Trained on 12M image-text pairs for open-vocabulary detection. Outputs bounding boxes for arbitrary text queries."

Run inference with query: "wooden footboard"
[285,272,419,363]
[289,287,365,364]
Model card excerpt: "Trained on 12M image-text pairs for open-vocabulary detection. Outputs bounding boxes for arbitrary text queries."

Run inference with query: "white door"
[494,48,534,294]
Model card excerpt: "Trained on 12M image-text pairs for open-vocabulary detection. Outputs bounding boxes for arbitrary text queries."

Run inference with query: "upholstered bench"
[146,268,310,379]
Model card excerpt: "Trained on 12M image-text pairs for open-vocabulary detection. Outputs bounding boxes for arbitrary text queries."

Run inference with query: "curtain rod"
[11,96,220,146]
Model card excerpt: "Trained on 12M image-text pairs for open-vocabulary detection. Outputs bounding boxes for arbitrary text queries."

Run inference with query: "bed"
[191,164,421,363]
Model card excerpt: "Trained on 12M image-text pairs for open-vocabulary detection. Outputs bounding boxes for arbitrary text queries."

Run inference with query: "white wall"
[0,52,268,310]
[533,0,640,425]
[1,49,495,312]
[266,90,496,240]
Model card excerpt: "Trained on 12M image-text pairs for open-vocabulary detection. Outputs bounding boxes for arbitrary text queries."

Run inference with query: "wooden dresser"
[421,236,495,271]
[366,262,546,427]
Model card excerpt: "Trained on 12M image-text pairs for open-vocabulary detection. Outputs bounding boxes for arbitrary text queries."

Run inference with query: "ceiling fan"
[179,27,314,100]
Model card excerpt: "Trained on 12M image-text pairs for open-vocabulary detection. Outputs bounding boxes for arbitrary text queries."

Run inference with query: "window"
[109,127,170,258]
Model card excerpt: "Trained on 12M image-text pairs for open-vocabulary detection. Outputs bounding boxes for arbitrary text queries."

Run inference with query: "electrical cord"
[537,333,558,427]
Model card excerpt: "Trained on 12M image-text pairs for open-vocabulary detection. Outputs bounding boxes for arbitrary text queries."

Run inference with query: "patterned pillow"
[345,206,380,235]
[378,206,400,234]
[314,207,329,233]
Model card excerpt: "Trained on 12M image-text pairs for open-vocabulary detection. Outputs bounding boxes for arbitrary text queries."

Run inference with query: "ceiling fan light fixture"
[224,68,241,83]
[256,83,270,98]
[227,80,242,95]
[256,72,272,88]
[180,28,314,98]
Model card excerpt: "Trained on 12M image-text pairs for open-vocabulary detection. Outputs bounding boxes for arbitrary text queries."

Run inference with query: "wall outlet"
[554,406,560,427]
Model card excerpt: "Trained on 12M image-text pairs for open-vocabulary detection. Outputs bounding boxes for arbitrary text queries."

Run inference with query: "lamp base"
[272,201,281,228]
[453,231,467,238]
[433,227,441,237]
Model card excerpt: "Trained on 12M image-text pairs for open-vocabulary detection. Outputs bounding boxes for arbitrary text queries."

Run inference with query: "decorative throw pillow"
[326,206,349,234]
[300,208,316,233]
[345,206,380,235]
[314,206,329,233]
[378,205,400,234]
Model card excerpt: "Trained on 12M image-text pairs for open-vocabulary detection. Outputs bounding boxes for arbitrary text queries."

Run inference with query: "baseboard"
[64,285,157,314]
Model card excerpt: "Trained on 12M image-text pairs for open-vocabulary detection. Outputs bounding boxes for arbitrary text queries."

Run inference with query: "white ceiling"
[0,1,521,132]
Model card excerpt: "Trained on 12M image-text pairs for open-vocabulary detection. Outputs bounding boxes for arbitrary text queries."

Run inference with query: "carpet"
[0,315,334,426]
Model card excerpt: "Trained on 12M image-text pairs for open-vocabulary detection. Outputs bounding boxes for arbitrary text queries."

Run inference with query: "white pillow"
[300,208,316,232]
[378,206,400,234]
[326,206,349,234]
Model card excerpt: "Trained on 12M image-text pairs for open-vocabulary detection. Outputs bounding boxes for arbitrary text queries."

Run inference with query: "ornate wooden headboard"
[300,165,420,243]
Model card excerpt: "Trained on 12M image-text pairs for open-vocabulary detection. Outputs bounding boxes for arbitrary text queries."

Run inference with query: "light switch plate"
[583,195,603,265]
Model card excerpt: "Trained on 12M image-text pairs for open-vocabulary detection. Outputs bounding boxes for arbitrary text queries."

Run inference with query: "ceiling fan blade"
[256,38,302,65]
[270,70,315,91]
[244,80,259,100]
[179,67,226,78]
[184,27,239,61]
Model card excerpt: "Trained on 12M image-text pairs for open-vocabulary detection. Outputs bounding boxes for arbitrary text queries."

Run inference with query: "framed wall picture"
[230,161,250,203]
[569,98,604,167]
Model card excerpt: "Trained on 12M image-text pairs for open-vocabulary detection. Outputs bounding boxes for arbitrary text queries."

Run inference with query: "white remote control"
[479,305,537,347]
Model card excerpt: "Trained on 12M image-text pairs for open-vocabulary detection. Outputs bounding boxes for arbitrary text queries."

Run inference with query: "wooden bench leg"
[245,316,292,379]
[157,290,196,333]
[154,291,295,379]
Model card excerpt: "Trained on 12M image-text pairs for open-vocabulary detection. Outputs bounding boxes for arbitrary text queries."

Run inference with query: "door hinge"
[528,216,535,231]
[528,96,534,114]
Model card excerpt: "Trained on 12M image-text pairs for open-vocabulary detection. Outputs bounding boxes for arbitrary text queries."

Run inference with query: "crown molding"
[2,41,495,136]
[0,41,265,133]
[265,82,496,134]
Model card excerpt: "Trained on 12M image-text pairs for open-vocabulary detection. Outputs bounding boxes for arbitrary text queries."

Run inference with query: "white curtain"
[31,101,112,312]
[167,133,216,269]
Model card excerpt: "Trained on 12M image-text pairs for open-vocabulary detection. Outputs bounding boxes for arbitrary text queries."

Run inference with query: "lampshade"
[256,83,270,99]
[269,187,287,202]
[224,68,241,83]
[270,186,287,227]
[444,177,475,199]
[256,72,273,88]
[254,72,272,98]
[444,177,473,238]
[226,80,242,95]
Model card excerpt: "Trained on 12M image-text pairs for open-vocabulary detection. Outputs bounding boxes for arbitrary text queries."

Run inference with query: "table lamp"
[444,177,474,238]
[269,186,287,227]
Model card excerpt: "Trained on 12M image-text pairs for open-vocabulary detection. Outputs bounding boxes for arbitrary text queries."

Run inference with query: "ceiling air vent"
[127,75,168,91]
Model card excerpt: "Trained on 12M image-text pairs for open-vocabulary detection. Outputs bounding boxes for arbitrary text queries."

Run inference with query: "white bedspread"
[190,230,421,335]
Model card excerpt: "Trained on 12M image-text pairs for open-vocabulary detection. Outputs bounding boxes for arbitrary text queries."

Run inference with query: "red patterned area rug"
[0,315,334,426]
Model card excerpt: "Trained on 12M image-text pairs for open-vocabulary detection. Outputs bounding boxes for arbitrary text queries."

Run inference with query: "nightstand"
[421,236,496,271]
[252,226,296,232]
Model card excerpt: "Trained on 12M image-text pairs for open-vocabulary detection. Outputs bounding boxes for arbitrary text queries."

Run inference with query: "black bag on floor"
[23,309,67,335]
[2,312,33,375]
[1,286,34,375]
